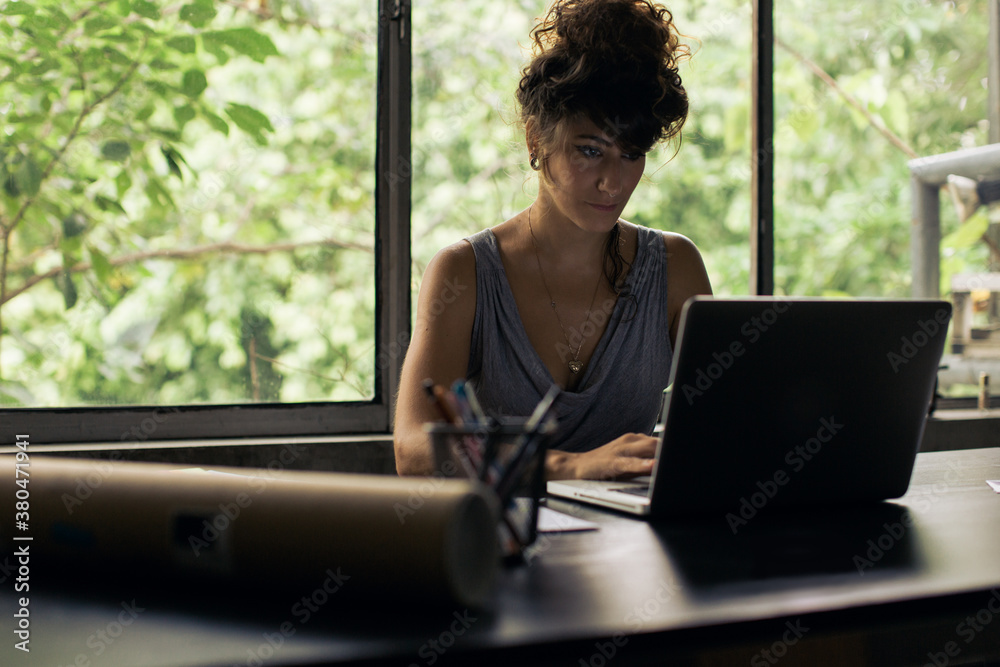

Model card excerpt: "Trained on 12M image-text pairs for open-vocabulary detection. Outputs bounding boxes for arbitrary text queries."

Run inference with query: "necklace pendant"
[568,360,583,374]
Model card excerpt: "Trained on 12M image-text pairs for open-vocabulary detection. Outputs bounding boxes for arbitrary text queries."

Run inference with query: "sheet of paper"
[987,480,1000,493]
[537,506,599,533]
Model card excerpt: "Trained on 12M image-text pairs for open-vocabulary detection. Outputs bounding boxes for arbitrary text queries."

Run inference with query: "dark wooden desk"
[3,448,999,666]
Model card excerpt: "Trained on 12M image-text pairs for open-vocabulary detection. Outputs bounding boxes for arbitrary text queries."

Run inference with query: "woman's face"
[535,116,646,233]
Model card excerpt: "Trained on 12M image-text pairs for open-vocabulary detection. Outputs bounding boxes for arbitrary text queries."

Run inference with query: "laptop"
[547,296,951,518]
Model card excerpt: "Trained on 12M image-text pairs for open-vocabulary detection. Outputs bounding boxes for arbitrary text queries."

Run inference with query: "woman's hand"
[546,433,658,481]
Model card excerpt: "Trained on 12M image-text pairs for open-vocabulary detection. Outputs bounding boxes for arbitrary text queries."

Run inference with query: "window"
[773,0,988,297]
[411,0,752,298]
[1,0,406,441]
[772,0,995,401]
[3,0,993,446]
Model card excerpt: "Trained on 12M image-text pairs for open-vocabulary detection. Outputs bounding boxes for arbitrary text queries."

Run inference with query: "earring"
[529,153,541,171]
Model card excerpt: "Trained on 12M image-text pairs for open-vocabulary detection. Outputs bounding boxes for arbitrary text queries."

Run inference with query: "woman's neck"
[527,198,611,268]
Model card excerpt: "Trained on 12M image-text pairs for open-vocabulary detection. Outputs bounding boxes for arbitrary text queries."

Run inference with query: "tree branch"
[4,35,148,241]
[774,35,918,160]
[1,236,374,306]
[0,1,112,83]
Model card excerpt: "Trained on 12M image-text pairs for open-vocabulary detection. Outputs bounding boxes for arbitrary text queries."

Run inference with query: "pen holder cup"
[426,420,552,558]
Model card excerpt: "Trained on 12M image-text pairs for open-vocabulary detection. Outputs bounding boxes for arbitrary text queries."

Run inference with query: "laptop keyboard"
[613,485,650,497]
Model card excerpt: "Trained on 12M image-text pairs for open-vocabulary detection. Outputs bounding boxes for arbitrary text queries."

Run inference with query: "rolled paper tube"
[0,457,500,608]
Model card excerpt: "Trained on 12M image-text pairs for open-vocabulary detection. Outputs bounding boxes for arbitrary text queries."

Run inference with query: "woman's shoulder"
[617,222,699,261]
[658,230,713,299]
[660,230,704,261]
[423,238,478,293]
[622,223,711,291]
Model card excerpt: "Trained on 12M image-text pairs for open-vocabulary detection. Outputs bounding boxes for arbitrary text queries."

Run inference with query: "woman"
[394,0,712,480]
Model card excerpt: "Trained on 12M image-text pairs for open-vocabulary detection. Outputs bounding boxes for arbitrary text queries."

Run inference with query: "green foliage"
[411,0,990,300]
[1,0,993,409]
[770,1,988,297]
[1,0,377,407]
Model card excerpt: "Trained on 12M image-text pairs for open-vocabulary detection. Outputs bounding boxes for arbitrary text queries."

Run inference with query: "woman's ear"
[524,119,538,156]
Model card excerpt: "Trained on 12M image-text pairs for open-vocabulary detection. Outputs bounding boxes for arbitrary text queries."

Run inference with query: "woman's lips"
[588,202,617,212]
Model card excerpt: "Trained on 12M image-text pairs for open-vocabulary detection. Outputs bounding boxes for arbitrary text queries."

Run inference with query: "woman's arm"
[393,241,478,476]
[546,433,659,480]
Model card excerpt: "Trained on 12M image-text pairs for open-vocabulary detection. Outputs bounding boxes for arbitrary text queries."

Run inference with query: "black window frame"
[33,1,976,443]
[1,0,412,444]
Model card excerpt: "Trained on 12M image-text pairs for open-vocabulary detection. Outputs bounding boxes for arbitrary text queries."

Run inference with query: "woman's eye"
[623,152,643,161]
[575,145,601,158]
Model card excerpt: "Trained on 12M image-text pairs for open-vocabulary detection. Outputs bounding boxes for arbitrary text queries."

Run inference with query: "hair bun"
[519,0,689,152]
[547,0,677,71]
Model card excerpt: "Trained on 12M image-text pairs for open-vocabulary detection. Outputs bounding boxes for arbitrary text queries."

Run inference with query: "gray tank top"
[465,226,672,452]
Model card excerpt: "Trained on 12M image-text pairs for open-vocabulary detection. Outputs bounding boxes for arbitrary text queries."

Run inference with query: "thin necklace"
[527,207,605,376]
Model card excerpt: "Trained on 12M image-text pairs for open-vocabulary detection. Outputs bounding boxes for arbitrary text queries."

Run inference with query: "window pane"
[1,1,377,407]
[411,0,539,279]
[411,0,750,298]
[632,0,752,295]
[774,0,994,398]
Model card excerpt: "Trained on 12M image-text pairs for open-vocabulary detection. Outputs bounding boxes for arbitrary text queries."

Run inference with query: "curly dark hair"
[517,0,690,155]
[517,0,690,306]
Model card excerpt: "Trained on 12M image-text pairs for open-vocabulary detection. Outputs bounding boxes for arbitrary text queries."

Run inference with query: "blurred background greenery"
[0,0,991,407]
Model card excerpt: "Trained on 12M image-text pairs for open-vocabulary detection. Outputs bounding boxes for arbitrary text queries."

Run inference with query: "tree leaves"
[130,0,160,21]
[202,28,279,63]
[179,0,216,28]
[167,36,196,54]
[57,271,78,310]
[101,141,131,162]
[1,1,34,16]
[84,16,118,35]
[942,210,990,251]
[13,157,41,197]
[62,212,87,238]
[160,145,187,180]
[200,108,229,135]
[88,246,114,283]
[181,69,207,98]
[224,103,274,144]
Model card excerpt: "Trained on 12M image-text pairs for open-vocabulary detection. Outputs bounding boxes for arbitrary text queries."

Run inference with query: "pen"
[423,379,486,479]
[459,380,488,425]
[451,381,479,425]
[423,379,461,425]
